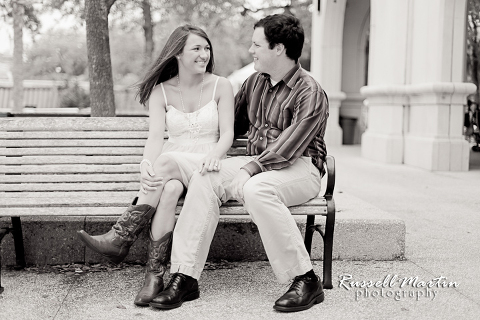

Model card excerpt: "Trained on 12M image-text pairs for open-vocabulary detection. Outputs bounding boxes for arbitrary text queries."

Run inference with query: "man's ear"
[275,43,285,55]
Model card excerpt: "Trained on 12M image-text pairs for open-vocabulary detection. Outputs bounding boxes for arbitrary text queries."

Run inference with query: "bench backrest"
[0,117,246,193]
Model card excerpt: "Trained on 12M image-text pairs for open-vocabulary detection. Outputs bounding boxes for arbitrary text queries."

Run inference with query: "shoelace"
[287,275,308,292]
[166,273,185,289]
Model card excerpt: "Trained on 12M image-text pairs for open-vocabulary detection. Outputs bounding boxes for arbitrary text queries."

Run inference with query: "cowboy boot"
[77,198,156,263]
[134,231,173,306]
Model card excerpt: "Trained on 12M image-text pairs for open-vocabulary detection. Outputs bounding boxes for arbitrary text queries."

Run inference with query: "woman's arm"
[199,76,235,174]
[140,86,167,192]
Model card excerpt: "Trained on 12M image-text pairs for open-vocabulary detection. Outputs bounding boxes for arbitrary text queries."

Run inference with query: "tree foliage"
[25,30,87,79]
[0,0,42,34]
[7,0,314,114]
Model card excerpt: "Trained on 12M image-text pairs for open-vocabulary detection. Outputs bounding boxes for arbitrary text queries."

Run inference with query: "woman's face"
[177,33,210,74]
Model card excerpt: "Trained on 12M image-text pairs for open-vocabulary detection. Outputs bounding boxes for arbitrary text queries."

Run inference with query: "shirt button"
[259,137,263,141]
[268,89,272,93]
[264,124,268,127]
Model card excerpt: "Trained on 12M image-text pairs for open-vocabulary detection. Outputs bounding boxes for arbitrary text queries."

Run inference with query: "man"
[149,14,329,312]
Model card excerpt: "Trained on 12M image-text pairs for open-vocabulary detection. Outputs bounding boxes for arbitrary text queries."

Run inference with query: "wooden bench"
[0,117,336,293]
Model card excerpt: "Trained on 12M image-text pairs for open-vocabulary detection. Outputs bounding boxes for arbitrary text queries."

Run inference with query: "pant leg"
[170,156,251,279]
[242,157,322,284]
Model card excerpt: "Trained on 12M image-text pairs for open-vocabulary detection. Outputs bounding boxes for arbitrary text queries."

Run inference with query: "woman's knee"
[153,155,177,176]
[162,180,184,199]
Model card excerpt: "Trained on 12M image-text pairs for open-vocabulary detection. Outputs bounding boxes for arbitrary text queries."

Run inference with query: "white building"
[311,0,476,171]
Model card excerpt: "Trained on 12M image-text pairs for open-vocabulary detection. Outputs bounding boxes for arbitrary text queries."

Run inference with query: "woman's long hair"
[136,25,215,106]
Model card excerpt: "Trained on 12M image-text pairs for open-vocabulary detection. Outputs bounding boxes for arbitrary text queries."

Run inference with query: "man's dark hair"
[254,14,304,63]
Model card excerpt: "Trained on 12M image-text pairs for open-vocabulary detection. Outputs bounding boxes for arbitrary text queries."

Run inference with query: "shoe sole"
[149,290,200,310]
[273,292,325,313]
[77,231,124,264]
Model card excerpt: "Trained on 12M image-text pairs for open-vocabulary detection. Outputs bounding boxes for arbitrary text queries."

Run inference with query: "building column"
[311,0,347,147]
[405,82,476,170]
[405,0,476,171]
[360,85,408,163]
[360,0,410,163]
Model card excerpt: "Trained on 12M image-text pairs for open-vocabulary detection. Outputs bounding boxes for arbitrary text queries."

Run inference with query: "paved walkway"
[1,145,480,319]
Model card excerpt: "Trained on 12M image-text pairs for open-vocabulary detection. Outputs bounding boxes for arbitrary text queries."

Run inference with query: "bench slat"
[0,182,140,192]
[0,131,152,139]
[0,148,246,158]
[0,192,326,207]
[0,133,248,147]
[0,191,138,199]
[0,147,144,156]
[1,142,245,149]
[0,140,146,147]
[0,164,138,174]
[0,191,327,215]
[0,155,142,165]
[1,173,140,183]
[1,117,149,131]
[0,205,326,216]
[0,197,146,207]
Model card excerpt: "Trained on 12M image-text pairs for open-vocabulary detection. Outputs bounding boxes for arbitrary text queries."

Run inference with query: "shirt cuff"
[241,160,264,177]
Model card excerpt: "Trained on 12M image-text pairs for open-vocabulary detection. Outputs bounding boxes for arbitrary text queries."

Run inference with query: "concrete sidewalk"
[1,145,480,319]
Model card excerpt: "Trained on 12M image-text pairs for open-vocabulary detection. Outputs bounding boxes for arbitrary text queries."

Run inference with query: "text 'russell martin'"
[338,274,459,302]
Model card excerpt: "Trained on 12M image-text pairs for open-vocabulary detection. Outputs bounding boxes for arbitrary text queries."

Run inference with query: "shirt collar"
[260,63,302,89]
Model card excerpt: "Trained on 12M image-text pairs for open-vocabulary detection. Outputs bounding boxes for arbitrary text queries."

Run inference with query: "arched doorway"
[340,0,370,144]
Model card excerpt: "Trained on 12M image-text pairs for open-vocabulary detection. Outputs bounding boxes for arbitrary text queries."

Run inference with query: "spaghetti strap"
[212,76,220,101]
[160,83,168,106]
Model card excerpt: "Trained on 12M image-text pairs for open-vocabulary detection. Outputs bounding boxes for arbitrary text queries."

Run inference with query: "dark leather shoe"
[273,275,324,312]
[149,273,199,309]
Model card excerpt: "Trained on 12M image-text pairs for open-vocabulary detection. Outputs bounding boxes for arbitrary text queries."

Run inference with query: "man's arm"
[242,88,329,177]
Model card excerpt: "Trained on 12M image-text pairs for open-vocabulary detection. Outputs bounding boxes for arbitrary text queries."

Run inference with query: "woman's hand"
[140,160,164,194]
[198,155,222,175]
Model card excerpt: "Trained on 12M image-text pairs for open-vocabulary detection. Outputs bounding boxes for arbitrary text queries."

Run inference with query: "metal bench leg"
[11,217,26,270]
[305,214,334,289]
[304,215,315,256]
[322,198,335,289]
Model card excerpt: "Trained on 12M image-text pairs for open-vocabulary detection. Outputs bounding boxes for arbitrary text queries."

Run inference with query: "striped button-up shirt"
[234,63,329,176]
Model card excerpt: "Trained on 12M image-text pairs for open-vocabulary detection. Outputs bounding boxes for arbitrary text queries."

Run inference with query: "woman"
[77,24,234,306]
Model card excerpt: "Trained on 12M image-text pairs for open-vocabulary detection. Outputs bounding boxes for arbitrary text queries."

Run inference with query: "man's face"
[249,27,276,73]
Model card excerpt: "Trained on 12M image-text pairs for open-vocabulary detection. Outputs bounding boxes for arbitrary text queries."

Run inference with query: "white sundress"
[159,76,222,185]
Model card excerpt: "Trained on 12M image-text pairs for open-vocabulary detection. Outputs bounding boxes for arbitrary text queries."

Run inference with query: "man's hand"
[228,169,251,204]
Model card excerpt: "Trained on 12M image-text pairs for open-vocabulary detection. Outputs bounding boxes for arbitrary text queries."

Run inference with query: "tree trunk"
[142,0,154,68]
[12,1,24,113]
[85,0,116,117]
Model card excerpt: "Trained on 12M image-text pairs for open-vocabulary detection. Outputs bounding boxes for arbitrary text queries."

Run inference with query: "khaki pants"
[166,154,322,283]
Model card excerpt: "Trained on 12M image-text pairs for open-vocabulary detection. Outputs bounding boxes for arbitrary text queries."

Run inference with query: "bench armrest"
[323,155,335,197]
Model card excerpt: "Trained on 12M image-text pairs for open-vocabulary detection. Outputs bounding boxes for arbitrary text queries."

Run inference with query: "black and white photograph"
[1,0,479,319]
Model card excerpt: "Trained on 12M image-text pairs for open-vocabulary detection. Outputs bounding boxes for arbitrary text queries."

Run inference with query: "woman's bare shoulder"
[212,74,233,90]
